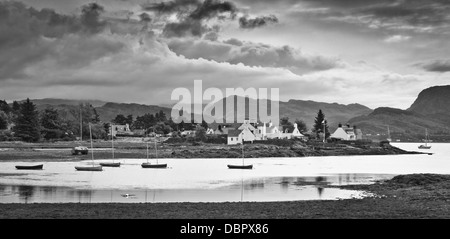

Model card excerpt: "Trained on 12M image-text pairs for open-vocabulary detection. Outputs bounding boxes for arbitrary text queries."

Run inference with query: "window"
[231,138,233,141]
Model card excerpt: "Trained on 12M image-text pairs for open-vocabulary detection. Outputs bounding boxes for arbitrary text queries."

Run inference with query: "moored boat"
[99,162,121,167]
[141,163,167,168]
[75,166,103,171]
[227,164,253,169]
[15,164,43,170]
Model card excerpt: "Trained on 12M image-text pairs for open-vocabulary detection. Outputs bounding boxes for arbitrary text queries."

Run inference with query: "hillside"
[279,100,372,130]
[21,98,107,108]
[95,102,173,122]
[408,85,450,115]
[200,95,372,130]
[348,107,450,141]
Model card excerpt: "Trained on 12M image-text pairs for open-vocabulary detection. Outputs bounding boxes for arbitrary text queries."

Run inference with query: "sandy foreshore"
[1,174,449,219]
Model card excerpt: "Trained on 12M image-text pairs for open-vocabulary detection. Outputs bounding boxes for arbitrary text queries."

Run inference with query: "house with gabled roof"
[330,124,363,141]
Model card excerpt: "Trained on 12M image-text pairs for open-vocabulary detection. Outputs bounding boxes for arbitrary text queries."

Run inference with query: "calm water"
[0,142,448,203]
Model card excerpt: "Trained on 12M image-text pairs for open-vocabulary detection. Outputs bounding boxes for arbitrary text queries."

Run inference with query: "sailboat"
[141,138,167,168]
[418,128,432,149]
[228,141,253,169]
[100,124,121,167]
[75,123,103,171]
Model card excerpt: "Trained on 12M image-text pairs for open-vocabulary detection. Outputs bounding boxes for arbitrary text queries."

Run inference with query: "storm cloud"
[416,59,450,72]
[239,15,278,29]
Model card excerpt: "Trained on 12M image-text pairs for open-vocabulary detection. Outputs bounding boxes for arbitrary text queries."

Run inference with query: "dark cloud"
[167,38,342,74]
[80,3,107,33]
[239,15,278,29]
[189,0,237,20]
[143,0,237,38]
[416,59,450,72]
[0,1,123,81]
[141,0,200,14]
[163,19,208,37]
[139,12,152,22]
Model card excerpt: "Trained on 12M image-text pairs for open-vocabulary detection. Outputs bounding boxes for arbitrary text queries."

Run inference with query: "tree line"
[0,98,327,142]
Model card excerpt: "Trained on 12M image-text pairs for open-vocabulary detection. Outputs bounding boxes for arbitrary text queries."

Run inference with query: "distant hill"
[95,102,172,122]
[408,85,450,124]
[279,100,372,130]
[200,95,372,131]
[348,85,450,141]
[20,98,108,108]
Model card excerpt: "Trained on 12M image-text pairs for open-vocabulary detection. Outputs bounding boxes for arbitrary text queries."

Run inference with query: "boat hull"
[99,162,121,167]
[227,164,253,169]
[15,164,43,170]
[75,166,103,171]
[418,145,431,149]
[141,163,167,168]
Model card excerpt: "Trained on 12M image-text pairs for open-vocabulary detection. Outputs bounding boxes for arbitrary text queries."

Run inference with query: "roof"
[227,129,242,137]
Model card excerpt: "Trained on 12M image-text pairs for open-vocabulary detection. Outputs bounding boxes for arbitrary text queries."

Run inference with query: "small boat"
[141,138,167,169]
[100,124,121,167]
[99,162,121,167]
[418,128,432,149]
[227,141,253,170]
[141,163,167,168]
[227,164,253,169]
[75,166,103,171]
[75,123,103,172]
[15,164,43,170]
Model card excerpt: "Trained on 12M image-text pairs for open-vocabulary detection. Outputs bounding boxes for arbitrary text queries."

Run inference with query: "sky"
[1,0,449,109]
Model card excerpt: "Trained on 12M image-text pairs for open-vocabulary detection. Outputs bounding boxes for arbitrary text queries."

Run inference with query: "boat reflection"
[0,174,385,203]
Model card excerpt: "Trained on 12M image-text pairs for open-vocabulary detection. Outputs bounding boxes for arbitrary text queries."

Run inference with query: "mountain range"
[21,85,450,141]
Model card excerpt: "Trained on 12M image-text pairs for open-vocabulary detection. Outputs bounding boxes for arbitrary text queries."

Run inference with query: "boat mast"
[89,123,94,164]
[242,139,244,166]
[155,137,158,164]
[146,141,149,163]
[80,106,82,141]
[111,124,115,161]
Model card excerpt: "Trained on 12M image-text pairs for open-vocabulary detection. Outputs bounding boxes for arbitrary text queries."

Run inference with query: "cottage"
[110,124,131,137]
[227,129,242,145]
[330,124,363,141]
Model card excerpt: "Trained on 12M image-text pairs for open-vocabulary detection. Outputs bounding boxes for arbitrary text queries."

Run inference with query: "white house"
[110,124,131,137]
[330,124,363,141]
[227,129,243,145]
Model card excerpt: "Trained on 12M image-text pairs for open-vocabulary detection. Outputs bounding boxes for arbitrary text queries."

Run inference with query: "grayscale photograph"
[1,0,450,228]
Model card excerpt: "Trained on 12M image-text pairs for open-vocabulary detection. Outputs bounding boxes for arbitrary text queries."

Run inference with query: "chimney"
[338,123,342,128]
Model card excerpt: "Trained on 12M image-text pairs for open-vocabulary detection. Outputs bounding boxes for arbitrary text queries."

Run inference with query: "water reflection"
[0,174,387,203]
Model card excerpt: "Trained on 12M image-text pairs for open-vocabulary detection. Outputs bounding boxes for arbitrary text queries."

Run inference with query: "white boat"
[228,141,253,169]
[100,123,121,167]
[418,128,432,149]
[142,137,167,168]
[76,123,103,171]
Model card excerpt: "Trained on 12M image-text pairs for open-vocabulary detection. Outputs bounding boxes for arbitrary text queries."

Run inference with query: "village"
[109,118,364,146]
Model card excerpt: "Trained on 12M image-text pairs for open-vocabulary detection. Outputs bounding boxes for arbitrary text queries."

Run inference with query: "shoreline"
[1,174,449,218]
[0,140,424,162]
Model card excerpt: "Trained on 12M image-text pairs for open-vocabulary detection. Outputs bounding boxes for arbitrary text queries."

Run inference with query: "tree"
[112,114,128,125]
[13,98,41,142]
[294,119,307,133]
[313,109,329,139]
[126,114,133,126]
[0,100,11,114]
[201,120,208,130]
[280,117,294,133]
[40,107,64,140]
[12,101,20,112]
[91,107,100,123]
[0,111,8,130]
[194,125,207,142]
